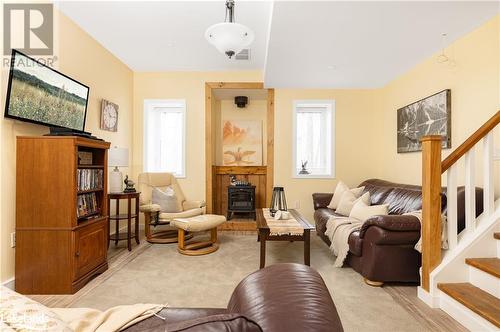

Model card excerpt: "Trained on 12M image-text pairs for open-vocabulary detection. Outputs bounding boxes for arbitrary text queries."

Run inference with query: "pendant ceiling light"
[205,0,254,59]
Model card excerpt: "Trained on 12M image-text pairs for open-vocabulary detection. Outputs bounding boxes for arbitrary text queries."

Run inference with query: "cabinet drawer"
[74,219,107,280]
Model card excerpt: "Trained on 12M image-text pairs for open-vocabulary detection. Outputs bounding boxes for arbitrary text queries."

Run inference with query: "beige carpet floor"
[34,232,465,332]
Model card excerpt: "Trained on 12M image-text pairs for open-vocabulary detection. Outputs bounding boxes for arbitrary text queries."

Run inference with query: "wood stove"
[227,185,256,220]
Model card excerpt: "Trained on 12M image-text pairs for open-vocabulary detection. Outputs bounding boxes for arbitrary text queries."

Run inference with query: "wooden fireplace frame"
[205,82,274,230]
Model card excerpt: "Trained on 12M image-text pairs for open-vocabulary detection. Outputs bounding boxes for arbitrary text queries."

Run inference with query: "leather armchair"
[138,172,206,244]
[313,179,484,285]
[123,263,343,332]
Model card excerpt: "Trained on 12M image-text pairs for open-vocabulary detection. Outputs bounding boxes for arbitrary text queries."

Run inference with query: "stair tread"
[438,282,500,328]
[495,232,500,240]
[466,258,500,278]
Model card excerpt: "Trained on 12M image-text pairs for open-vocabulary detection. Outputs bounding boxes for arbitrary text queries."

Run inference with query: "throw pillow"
[327,181,364,210]
[349,199,389,222]
[152,186,182,213]
[336,191,370,216]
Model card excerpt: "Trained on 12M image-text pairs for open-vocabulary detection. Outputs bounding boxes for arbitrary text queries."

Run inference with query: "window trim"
[143,99,187,178]
[292,99,335,179]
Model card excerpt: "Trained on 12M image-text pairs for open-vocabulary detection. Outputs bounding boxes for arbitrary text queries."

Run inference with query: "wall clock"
[100,99,119,132]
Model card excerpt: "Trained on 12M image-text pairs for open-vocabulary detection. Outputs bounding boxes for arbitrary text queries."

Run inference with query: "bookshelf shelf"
[16,136,110,294]
[77,188,104,194]
[77,210,102,221]
[78,165,105,169]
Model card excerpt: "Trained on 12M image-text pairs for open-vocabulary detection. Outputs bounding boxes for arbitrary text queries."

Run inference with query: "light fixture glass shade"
[109,147,129,167]
[205,22,254,57]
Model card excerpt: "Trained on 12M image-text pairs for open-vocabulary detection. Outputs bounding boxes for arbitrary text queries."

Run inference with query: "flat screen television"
[4,50,89,132]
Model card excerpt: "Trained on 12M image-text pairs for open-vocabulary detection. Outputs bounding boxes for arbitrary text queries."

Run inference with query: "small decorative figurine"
[299,160,310,175]
[123,175,136,193]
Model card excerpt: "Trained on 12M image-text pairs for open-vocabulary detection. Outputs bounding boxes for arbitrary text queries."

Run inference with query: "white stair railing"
[420,110,500,292]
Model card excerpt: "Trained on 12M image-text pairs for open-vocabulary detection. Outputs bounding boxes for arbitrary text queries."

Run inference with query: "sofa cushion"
[382,188,422,215]
[167,314,262,332]
[314,208,343,245]
[348,231,363,256]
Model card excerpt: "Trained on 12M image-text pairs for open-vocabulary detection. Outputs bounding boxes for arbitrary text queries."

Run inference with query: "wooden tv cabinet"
[15,136,110,294]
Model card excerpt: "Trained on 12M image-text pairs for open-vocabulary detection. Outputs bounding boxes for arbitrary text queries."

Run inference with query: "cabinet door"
[74,220,107,280]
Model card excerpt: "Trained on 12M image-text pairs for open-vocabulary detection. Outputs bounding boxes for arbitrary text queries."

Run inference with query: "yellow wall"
[377,15,500,185]
[215,99,268,166]
[274,89,381,219]
[132,71,262,200]
[133,72,379,221]
[0,12,133,283]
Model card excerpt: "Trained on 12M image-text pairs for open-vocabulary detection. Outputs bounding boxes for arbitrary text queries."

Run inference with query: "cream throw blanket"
[325,216,363,267]
[52,304,166,332]
[326,211,449,268]
[404,210,449,252]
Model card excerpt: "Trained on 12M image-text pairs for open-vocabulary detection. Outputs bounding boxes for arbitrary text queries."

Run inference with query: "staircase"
[419,111,500,331]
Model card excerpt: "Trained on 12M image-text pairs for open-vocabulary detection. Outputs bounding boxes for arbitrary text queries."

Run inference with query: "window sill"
[293,174,335,179]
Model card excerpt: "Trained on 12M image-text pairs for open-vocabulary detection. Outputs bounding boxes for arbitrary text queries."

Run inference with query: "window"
[144,100,186,177]
[293,100,335,178]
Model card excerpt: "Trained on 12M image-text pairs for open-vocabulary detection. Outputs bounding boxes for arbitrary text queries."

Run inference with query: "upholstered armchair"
[138,172,206,243]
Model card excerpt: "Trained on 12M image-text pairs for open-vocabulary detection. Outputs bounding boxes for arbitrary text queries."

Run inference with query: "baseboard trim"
[417,286,439,308]
[2,277,15,290]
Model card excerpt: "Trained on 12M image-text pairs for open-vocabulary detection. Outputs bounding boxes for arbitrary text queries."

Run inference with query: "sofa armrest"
[359,215,420,239]
[312,193,333,210]
[183,200,206,211]
[227,263,343,332]
[140,204,161,213]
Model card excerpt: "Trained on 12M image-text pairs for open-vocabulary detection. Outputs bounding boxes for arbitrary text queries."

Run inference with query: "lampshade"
[205,22,254,58]
[108,147,128,167]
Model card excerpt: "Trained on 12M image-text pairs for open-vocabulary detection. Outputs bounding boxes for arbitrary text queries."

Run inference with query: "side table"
[108,191,141,251]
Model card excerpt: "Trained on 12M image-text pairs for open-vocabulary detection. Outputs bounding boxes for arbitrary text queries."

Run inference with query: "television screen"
[4,50,89,131]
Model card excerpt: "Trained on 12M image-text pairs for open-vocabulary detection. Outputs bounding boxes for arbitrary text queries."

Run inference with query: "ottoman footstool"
[172,214,226,255]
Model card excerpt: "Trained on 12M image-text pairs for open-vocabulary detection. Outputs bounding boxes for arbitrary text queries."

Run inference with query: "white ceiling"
[57,1,499,88]
[265,1,499,88]
[56,1,272,71]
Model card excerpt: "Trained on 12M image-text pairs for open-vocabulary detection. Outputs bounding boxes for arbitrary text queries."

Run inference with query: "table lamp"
[109,147,128,193]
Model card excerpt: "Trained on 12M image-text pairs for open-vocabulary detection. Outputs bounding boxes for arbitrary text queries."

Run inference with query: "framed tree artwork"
[397,89,451,153]
[100,99,119,132]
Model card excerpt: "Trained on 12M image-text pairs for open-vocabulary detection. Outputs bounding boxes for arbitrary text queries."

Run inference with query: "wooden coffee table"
[256,209,315,269]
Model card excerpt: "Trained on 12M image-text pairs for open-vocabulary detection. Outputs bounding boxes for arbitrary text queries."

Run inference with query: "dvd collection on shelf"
[77,169,104,191]
[77,193,99,218]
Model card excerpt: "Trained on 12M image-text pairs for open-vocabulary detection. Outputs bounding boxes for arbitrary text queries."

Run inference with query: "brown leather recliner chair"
[123,263,344,331]
[313,179,483,286]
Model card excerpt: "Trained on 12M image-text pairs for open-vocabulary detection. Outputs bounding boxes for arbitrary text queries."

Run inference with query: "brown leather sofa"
[124,263,344,331]
[313,179,483,286]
